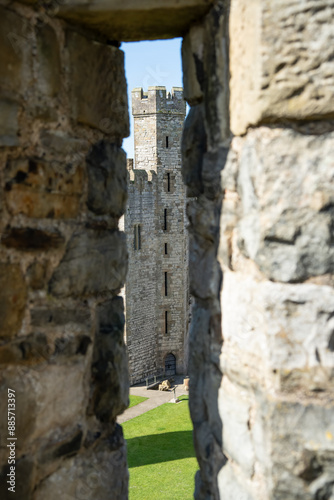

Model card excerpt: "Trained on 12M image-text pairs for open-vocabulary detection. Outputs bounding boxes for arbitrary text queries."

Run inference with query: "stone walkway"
[117,375,188,424]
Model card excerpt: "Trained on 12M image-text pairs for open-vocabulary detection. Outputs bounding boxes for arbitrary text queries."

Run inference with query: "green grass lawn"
[123,395,197,500]
[128,395,149,409]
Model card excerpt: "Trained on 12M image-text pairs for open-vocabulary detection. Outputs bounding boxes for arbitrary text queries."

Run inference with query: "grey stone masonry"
[124,87,189,384]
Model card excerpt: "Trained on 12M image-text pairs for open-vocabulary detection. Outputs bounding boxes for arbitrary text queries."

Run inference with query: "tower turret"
[131,86,186,171]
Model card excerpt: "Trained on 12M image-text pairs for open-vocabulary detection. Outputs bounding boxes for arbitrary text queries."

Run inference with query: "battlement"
[128,167,157,187]
[132,86,186,116]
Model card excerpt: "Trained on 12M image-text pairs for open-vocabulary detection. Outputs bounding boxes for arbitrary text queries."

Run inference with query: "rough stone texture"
[0,4,129,498]
[1,227,65,250]
[53,0,215,41]
[34,429,128,500]
[0,264,27,339]
[124,87,189,384]
[0,362,88,453]
[217,50,334,500]
[181,4,229,497]
[36,23,61,98]
[31,307,91,329]
[26,260,49,290]
[49,230,127,298]
[89,297,129,422]
[220,128,334,283]
[0,6,32,98]
[181,104,206,197]
[86,141,127,217]
[0,99,19,146]
[67,30,129,138]
[5,157,84,219]
[221,272,334,395]
[181,25,205,106]
[230,0,334,135]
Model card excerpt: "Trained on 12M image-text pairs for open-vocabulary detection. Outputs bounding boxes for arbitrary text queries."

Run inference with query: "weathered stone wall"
[181,2,229,498]
[0,3,129,498]
[124,169,159,383]
[183,1,334,499]
[125,87,189,384]
[216,1,334,494]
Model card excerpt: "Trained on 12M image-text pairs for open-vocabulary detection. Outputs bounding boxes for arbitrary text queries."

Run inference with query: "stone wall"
[0,3,129,498]
[216,2,334,496]
[181,2,229,497]
[182,1,334,498]
[125,87,189,384]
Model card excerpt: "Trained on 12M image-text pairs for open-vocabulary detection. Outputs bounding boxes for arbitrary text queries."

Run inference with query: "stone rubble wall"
[0,3,129,498]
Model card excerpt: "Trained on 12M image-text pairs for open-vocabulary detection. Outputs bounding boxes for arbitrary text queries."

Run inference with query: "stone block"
[34,427,128,500]
[89,297,129,422]
[38,428,83,464]
[256,395,334,499]
[36,23,61,98]
[0,99,19,146]
[5,157,84,219]
[55,0,214,41]
[221,270,334,393]
[27,260,48,290]
[0,332,48,365]
[226,128,334,282]
[182,24,204,105]
[0,367,37,451]
[67,30,129,138]
[0,263,27,339]
[86,141,127,217]
[31,307,91,328]
[0,363,87,448]
[181,104,206,197]
[189,234,221,300]
[202,0,230,147]
[218,462,254,500]
[1,227,65,251]
[230,0,334,134]
[0,6,32,96]
[0,330,92,366]
[49,229,127,298]
[39,130,87,161]
[219,377,255,477]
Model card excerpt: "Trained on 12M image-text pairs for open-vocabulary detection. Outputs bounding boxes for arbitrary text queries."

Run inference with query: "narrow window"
[167,172,170,192]
[134,225,137,250]
[166,136,169,148]
[165,311,168,334]
[164,209,167,231]
[164,243,168,255]
[134,224,141,250]
[164,272,168,296]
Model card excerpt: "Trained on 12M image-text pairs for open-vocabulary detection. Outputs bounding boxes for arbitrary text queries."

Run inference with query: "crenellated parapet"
[132,86,186,116]
[128,167,157,189]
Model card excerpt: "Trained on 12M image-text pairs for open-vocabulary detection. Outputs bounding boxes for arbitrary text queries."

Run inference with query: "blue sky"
[121,39,183,159]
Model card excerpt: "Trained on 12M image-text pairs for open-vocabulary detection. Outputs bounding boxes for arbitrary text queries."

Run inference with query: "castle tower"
[124,87,188,384]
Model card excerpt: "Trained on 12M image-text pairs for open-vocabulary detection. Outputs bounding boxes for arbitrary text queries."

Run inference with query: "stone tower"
[124,86,188,384]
